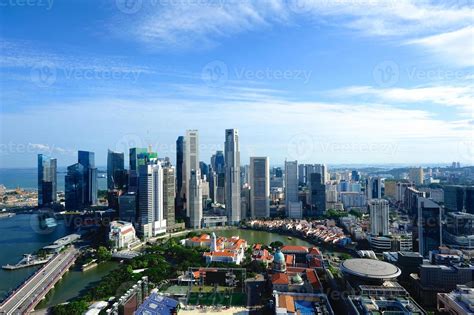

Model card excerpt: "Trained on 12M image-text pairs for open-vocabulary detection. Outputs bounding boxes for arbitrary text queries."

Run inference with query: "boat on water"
[287,236,293,240]
[0,212,15,219]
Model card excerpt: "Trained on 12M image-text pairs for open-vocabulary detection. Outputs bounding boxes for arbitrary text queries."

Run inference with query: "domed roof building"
[273,249,286,273]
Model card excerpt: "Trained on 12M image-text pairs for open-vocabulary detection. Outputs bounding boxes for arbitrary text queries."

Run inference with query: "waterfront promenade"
[0,247,78,315]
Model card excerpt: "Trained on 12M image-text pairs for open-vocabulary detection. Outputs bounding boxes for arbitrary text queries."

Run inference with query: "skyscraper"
[162,164,176,232]
[366,177,382,200]
[185,130,200,225]
[129,147,148,192]
[369,199,389,236]
[409,167,424,186]
[175,136,185,220]
[107,149,125,190]
[225,129,241,224]
[249,157,270,218]
[298,164,305,186]
[308,172,326,217]
[213,150,225,204]
[65,163,86,210]
[78,150,97,206]
[285,160,301,218]
[138,162,167,238]
[417,197,442,257]
[37,154,57,207]
[189,170,202,229]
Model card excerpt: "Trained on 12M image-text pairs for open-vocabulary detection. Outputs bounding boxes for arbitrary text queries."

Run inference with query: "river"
[0,214,117,307]
[0,216,338,308]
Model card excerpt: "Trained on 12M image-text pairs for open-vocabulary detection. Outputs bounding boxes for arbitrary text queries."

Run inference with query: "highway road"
[0,247,78,315]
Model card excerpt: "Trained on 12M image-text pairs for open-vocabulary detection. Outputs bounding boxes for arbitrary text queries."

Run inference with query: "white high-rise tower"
[225,129,241,224]
[369,199,389,236]
[138,162,167,239]
[189,170,202,229]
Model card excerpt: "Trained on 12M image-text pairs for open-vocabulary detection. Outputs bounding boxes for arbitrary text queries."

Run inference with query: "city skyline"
[1,1,473,167]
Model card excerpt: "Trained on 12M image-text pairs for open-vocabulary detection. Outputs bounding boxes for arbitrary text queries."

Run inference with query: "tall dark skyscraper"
[128,147,148,192]
[308,172,326,217]
[417,197,442,257]
[107,149,125,190]
[199,161,209,180]
[37,154,57,207]
[213,150,225,204]
[65,163,86,210]
[78,150,97,206]
[175,136,185,220]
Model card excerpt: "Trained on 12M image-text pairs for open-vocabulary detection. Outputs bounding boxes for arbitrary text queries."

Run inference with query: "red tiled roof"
[306,269,321,289]
[309,247,321,256]
[272,273,289,285]
[281,245,309,253]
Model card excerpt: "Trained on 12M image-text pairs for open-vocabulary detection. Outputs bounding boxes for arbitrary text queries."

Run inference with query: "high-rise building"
[107,149,125,190]
[199,161,209,180]
[366,177,382,200]
[308,172,326,217]
[352,170,361,182]
[249,157,270,218]
[384,180,397,199]
[298,164,305,186]
[285,160,301,218]
[129,147,148,192]
[162,164,175,232]
[189,170,202,229]
[175,136,185,220]
[65,163,86,210]
[185,130,200,225]
[129,147,148,172]
[444,185,469,213]
[78,150,97,206]
[119,192,137,224]
[369,199,389,236]
[213,150,225,204]
[37,154,57,207]
[417,197,442,257]
[225,129,241,224]
[409,167,424,186]
[467,187,474,215]
[138,162,166,238]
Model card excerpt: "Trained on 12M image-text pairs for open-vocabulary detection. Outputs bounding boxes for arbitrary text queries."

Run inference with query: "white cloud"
[333,85,474,114]
[406,26,474,67]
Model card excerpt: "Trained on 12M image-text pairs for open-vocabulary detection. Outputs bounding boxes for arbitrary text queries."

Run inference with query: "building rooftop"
[135,292,179,315]
[341,259,401,280]
[348,295,426,315]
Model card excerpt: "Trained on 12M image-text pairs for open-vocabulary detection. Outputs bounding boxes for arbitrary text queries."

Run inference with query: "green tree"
[269,241,283,249]
[97,246,111,262]
[51,300,88,315]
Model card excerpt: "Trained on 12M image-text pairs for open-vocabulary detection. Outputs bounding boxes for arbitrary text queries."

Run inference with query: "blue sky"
[0,0,473,168]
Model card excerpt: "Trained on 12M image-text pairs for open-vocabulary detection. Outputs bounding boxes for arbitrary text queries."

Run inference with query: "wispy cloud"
[331,85,474,114]
[112,0,474,66]
[406,26,474,67]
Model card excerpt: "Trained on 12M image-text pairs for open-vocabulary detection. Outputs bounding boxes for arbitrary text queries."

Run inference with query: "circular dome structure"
[340,259,401,281]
